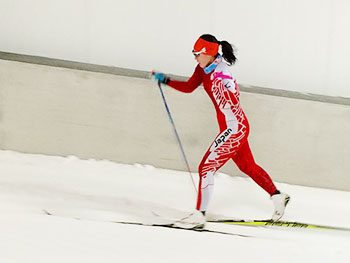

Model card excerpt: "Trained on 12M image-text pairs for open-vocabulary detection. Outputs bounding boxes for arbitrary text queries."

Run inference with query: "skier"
[152,34,290,227]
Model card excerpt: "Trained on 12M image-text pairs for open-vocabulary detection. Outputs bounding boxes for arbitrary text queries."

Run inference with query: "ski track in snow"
[0,150,350,263]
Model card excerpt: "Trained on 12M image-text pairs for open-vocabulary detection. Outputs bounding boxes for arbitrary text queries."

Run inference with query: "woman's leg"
[231,140,277,195]
[232,141,291,220]
[196,151,231,212]
[196,129,245,212]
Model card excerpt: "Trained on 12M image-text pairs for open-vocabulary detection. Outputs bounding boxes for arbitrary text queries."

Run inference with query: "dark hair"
[199,34,237,65]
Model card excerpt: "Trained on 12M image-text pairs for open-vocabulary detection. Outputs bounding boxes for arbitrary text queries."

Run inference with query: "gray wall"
[1,58,349,191]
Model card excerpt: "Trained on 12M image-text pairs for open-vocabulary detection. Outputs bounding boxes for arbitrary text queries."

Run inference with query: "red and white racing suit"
[167,56,277,212]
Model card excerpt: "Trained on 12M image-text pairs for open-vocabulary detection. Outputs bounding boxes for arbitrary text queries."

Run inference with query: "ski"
[207,218,350,231]
[115,221,250,237]
[43,209,250,237]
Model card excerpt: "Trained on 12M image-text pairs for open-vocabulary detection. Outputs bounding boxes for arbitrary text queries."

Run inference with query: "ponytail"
[220,40,236,65]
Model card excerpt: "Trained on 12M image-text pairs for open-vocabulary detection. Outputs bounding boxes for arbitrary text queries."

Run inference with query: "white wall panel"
[1,0,350,97]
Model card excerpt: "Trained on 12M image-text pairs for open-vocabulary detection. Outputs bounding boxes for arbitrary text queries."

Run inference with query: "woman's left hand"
[151,71,170,84]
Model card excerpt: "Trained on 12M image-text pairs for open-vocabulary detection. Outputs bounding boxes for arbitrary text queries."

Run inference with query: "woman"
[152,34,290,225]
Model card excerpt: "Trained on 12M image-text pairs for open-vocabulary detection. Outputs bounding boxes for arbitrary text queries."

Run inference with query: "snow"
[0,150,349,263]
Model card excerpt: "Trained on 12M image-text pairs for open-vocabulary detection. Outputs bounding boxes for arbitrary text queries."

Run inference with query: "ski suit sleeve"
[167,65,203,93]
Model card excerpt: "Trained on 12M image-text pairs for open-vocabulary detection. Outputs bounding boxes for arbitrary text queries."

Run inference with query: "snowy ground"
[0,150,349,263]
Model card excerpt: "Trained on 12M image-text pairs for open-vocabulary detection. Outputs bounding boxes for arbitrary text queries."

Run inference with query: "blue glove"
[151,71,170,84]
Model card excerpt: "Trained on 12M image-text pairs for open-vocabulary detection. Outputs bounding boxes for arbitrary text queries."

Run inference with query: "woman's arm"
[167,65,203,93]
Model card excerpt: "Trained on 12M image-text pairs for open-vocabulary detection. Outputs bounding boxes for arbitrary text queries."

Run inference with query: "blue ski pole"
[157,81,197,194]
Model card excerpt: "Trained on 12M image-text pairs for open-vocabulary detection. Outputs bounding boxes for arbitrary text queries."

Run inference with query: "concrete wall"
[1,59,349,191]
[1,0,350,98]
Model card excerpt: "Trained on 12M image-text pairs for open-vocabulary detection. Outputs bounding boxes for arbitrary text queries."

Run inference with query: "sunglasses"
[192,48,206,57]
[192,51,201,57]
